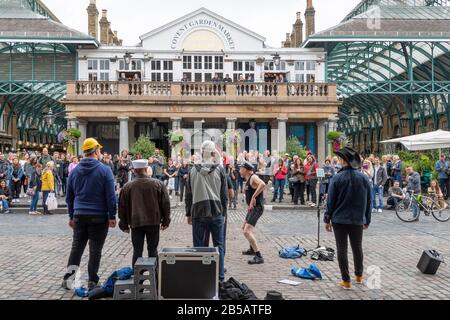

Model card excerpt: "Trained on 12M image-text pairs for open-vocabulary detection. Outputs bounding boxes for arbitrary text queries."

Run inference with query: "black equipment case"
[158,247,219,300]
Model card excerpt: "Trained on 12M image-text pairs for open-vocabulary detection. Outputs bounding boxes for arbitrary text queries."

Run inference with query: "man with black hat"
[324,146,372,290]
[239,161,266,265]
[118,159,171,267]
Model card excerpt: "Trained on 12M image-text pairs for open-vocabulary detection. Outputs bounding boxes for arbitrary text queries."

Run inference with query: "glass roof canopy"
[304,0,450,146]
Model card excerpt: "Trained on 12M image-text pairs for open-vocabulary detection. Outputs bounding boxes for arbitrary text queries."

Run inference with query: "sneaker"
[29,211,37,215]
[87,281,98,290]
[355,276,364,285]
[340,281,352,290]
[378,209,383,213]
[310,203,316,208]
[35,211,43,215]
[242,248,256,256]
[372,208,376,213]
[248,255,264,265]
[4,210,10,214]
[61,279,71,290]
[16,199,20,203]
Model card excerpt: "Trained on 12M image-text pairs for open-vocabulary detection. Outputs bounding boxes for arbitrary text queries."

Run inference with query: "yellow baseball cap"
[82,138,103,152]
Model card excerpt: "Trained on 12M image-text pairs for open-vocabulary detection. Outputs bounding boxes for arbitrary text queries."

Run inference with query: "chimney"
[305,0,316,38]
[108,24,115,45]
[87,0,99,40]
[293,12,304,47]
[290,31,295,48]
[114,31,119,45]
[99,9,109,45]
[284,33,291,48]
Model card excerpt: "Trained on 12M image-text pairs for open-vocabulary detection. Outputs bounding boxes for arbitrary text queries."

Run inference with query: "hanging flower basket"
[167,130,184,147]
[327,131,347,153]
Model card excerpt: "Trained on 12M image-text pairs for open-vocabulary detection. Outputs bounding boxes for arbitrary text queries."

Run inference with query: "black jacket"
[324,167,372,226]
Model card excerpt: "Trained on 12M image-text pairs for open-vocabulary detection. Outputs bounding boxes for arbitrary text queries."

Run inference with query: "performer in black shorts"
[239,161,266,265]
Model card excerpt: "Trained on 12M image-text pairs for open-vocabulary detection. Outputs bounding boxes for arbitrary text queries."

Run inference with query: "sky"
[42,0,361,47]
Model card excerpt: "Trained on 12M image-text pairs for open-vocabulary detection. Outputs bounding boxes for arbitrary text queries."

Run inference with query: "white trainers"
[29,211,37,215]
[372,208,376,213]
[378,209,383,213]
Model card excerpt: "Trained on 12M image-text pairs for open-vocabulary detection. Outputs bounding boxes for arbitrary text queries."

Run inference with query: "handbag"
[26,188,35,197]
[45,192,58,211]
[289,176,299,183]
[167,177,175,190]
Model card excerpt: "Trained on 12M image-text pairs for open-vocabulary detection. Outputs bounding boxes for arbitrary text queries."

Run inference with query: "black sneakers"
[248,255,265,265]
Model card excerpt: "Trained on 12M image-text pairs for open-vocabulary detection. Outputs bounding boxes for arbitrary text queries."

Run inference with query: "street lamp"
[400,115,410,129]
[43,109,56,126]
[124,51,133,65]
[272,53,281,67]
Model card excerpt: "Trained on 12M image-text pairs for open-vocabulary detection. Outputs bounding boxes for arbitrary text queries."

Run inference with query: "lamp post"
[124,51,133,65]
[272,53,281,67]
[400,115,410,129]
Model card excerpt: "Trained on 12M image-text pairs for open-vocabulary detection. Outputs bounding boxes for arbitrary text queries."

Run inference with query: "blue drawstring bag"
[291,265,323,280]
[279,245,307,259]
[103,267,133,295]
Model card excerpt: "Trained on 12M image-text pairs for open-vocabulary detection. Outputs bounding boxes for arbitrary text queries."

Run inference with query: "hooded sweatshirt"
[185,162,228,219]
[66,158,117,220]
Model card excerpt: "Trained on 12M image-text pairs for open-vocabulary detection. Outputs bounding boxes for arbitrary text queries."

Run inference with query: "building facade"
[65,3,339,161]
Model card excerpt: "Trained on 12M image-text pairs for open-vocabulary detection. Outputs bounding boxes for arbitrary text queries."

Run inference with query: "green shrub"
[283,136,308,160]
[130,135,156,159]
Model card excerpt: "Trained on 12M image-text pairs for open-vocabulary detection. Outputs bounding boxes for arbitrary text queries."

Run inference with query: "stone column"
[67,117,78,129]
[226,118,236,130]
[277,118,288,153]
[128,119,136,149]
[317,121,327,165]
[171,117,182,131]
[118,116,129,153]
[78,120,87,156]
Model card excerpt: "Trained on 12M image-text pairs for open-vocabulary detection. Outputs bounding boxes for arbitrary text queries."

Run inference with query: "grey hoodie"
[185,163,228,219]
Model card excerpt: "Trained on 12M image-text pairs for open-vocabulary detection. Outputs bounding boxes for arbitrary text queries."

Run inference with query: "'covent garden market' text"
[170,19,236,49]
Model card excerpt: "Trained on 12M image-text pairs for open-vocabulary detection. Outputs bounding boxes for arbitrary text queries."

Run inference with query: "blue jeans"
[192,215,225,282]
[412,200,419,219]
[273,179,286,201]
[42,191,50,214]
[1,199,9,210]
[372,185,384,209]
[30,191,40,211]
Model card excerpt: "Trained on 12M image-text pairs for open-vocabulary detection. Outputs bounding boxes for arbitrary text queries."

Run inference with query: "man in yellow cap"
[62,138,117,290]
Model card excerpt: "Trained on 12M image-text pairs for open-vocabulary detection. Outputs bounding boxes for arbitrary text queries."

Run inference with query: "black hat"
[242,161,254,171]
[334,146,362,170]
[264,290,284,300]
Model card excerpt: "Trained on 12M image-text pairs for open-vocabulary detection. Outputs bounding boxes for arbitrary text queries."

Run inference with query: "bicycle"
[395,190,450,223]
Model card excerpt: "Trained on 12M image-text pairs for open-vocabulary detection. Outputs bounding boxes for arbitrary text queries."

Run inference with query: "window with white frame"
[119,59,142,71]
[183,55,224,82]
[293,60,317,83]
[233,61,255,82]
[264,61,286,71]
[150,60,173,82]
[88,59,110,81]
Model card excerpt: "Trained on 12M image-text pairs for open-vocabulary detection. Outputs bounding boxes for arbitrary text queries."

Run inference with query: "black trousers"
[131,225,160,267]
[293,182,305,205]
[11,180,21,199]
[309,179,318,203]
[179,178,187,202]
[333,223,364,282]
[66,216,109,283]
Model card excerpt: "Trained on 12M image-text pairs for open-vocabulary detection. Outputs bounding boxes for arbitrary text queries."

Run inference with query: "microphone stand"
[316,176,322,249]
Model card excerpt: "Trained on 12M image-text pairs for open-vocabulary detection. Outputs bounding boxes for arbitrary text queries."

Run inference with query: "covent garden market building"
[0,0,449,160]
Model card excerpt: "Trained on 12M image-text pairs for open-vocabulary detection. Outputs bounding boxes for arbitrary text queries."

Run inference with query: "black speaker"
[417,250,444,275]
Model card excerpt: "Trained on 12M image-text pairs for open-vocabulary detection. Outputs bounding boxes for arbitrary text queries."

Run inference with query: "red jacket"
[304,162,319,180]
[273,165,288,180]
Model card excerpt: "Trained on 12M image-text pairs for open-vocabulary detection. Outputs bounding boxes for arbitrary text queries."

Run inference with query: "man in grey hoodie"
[185,141,228,282]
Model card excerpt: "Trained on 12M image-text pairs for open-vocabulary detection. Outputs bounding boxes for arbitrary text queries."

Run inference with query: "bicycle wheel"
[395,199,420,222]
[430,199,450,222]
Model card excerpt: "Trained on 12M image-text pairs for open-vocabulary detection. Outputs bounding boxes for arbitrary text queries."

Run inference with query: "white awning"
[380,130,450,151]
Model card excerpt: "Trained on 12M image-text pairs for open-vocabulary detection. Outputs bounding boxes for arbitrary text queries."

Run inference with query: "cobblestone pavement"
[0,201,449,300]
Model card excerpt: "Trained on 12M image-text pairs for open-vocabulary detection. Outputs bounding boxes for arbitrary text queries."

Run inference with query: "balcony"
[64,81,339,120]
[66,81,337,102]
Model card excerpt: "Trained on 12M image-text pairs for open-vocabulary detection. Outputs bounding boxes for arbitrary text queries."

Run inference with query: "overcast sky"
[43,0,361,46]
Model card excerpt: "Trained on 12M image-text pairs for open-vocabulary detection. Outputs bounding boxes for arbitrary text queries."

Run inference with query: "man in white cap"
[185,140,228,282]
[119,159,171,267]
